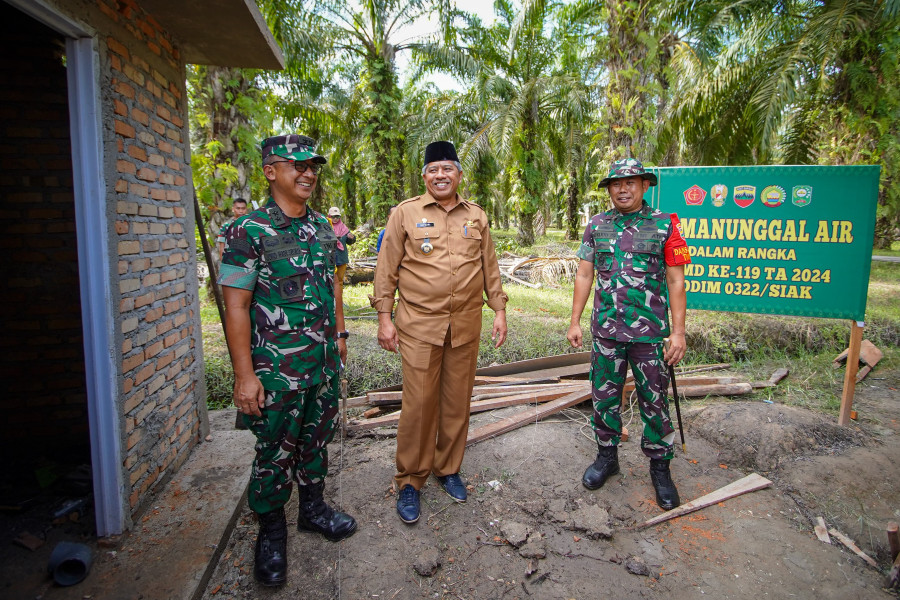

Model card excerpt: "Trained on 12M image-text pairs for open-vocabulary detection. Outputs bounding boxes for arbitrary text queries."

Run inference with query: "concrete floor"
[1,409,254,600]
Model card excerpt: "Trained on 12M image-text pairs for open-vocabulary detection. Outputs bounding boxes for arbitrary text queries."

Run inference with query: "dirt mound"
[686,401,868,472]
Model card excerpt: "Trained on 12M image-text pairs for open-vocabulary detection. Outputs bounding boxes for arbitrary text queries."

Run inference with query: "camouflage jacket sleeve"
[217,219,259,290]
[575,220,595,262]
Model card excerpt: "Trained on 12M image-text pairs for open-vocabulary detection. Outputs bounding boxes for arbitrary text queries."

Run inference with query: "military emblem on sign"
[734,185,755,208]
[711,184,728,207]
[683,185,706,206]
[761,185,785,207]
[792,185,812,207]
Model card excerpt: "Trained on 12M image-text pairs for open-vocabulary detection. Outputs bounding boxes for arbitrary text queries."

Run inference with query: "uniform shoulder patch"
[397,196,422,208]
[308,209,328,226]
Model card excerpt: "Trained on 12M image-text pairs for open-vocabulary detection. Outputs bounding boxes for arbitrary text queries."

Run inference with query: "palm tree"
[661,0,900,245]
[283,0,447,223]
[419,0,593,245]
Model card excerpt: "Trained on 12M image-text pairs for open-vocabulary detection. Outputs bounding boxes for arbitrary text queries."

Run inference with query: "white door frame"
[8,0,124,536]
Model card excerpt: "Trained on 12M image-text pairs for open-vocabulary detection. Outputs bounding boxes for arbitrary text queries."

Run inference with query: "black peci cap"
[423,141,459,166]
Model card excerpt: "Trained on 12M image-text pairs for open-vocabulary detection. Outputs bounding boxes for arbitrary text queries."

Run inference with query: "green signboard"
[646,165,880,321]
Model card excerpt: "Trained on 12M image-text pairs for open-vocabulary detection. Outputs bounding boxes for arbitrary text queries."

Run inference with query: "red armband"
[664,213,691,266]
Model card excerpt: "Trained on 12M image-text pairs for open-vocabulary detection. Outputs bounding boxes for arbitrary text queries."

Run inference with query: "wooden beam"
[639,473,772,528]
[466,389,592,446]
[674,363,731,376]
[887,521,899,563]
[345,395,369,409]
[471,383,572,395]
[366,391,403,406]
[366,383,582,407]
[473,375,561,385]
[838,321,864,426]
[625,376,742,395]
[677,382,753,397]
[505,363,590,381]
[768,367,790,385]
[349,388,580,432]
[472,384,588,402]
[814,517,831,544]
[473,351,590,377]
[362,406,389,419]
[828,528,878,568]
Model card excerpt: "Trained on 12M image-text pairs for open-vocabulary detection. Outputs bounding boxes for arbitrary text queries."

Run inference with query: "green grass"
[200,241,900,412]
[871,240,900,257]
[491,227,580,256]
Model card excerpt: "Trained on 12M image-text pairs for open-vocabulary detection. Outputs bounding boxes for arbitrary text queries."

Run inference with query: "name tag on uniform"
[262,233,304,262]
[416,222,434,228]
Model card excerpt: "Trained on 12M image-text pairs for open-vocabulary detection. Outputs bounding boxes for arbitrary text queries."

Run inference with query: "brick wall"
[98,0,206,514]
[0,6,90,466]
[0,0,207,526]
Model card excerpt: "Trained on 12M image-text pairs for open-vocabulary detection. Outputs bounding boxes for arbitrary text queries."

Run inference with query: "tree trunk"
[566,166,579,240]
[603,1,656,161]
[343,156,359,229]
[366,54,405,224]
[516,100,541,246]
[205,66,253,292]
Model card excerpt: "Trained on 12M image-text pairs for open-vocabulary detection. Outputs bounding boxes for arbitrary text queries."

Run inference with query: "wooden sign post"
[837,321,864,426]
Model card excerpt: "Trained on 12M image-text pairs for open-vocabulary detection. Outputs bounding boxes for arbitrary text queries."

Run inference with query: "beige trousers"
[394,327,480,490]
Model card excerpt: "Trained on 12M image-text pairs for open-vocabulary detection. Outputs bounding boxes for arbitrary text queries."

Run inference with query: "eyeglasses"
[270,160,322,175]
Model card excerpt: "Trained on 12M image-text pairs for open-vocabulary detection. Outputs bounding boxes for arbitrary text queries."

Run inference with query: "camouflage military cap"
[597,158,658,188]
[261,134,327,165]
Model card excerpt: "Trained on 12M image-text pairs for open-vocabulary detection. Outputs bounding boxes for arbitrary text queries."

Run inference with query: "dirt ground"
[200,361,900,600]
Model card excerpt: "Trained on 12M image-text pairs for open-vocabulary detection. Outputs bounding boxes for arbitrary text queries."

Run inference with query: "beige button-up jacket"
[371,193,508,347]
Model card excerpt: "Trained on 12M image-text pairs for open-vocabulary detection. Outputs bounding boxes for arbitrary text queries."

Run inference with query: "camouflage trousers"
[244,377,339,514]
[590,337,676,460]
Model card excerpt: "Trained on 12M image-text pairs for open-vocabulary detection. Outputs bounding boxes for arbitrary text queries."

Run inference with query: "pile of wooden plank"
[344,353,790,446]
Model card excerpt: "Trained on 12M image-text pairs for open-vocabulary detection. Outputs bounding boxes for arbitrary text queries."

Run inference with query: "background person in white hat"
[328,206,355,294]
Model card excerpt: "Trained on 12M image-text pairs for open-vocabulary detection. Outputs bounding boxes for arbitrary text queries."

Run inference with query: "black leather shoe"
[297,482,357,542]
[649,458,681,510]
[254,508,287,587]
[582,444,620,490]
[396,484,420,524]
[436,473,467,503]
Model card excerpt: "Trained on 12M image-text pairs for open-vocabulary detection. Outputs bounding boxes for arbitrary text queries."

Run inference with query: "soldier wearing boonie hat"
[567,157,691,511]
[218,133,356,587]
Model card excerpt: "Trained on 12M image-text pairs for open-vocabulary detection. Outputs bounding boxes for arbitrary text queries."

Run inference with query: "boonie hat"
[597,157,658,188]
[328,206,341,217]
[262,134,327,164]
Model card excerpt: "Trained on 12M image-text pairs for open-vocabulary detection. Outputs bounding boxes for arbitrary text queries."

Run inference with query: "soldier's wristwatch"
[336,331,350,339]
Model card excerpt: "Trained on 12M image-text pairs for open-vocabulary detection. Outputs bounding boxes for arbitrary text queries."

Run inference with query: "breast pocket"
[592,234,616,273]
[631,232,664,273]
[411,226,442,256]
[315,227,339,268]
[461,227,482,258]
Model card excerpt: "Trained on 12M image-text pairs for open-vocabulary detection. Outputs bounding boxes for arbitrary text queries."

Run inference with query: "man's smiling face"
[423,161,462,202]
[265,159,318,204]
[607,176,650,214]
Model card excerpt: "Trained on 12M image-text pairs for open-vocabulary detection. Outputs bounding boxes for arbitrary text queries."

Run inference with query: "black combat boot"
[649,458,681,510]
[297,481,358,542]
[254,508,287,587]
[582,444,620,490]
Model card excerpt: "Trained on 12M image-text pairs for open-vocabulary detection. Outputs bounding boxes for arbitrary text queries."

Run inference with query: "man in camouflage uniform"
[216,197,248,259]
[567,158,690,510]
[218,134,357,587]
